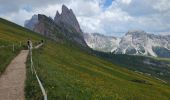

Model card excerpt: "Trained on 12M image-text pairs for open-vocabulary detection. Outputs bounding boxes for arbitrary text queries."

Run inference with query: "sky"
[0,0,170,37]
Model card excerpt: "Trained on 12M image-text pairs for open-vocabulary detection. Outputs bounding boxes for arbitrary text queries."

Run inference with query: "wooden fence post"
[20,41,22,47]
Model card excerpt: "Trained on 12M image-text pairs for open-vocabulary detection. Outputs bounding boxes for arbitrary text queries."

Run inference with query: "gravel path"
[0,50,29,100]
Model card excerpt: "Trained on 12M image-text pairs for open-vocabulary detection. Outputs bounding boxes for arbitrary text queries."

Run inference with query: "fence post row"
[0,41,47,100]
[29,45,47,100]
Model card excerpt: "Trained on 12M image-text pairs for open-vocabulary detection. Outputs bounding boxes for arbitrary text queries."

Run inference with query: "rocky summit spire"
[25,5,87,47]
[54,11,60,23]
[24,14,38,30]
[54,4,82,33]
[62,4,70,14]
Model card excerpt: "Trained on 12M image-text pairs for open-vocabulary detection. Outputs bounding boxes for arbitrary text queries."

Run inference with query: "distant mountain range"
[83,33,120,52]
[84,30,170,58]
[25,5,170,58]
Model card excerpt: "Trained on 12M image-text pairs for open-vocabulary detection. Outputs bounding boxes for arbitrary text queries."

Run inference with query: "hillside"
[1,18,170,99]
[93,51,170,83]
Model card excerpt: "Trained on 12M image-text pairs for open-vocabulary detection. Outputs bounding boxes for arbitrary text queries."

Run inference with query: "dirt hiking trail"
[0,50,29,100]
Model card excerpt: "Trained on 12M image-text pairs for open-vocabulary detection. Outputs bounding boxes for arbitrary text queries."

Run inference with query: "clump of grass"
[0,43,21,75]
[131,79,152,85]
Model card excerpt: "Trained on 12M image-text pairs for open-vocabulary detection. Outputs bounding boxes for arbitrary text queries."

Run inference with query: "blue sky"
[0,0,170,36]
[22,5,33,12]
[102,0,113,9]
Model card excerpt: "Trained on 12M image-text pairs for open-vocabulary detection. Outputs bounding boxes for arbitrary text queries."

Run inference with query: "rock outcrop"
[24,15,38,30]
[54,5,82,33]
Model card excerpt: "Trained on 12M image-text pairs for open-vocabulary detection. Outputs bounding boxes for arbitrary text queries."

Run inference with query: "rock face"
[84,33,120,52]
[24,5,87,47]
[84,30,170,57]
[114,30,170,57]
[24,15,38,30]
[54,5,82,33]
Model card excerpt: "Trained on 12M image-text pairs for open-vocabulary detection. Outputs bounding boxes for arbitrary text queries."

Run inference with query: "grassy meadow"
[0,18,44,74]
[26,42,170,100]
[0,18,170,100]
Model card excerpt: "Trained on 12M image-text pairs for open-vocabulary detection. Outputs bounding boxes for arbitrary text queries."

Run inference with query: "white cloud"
[68,0,101,17]
[153,0,170,12]
[0,0,70,13]
[121,0,132,5]
[0,9,34,25]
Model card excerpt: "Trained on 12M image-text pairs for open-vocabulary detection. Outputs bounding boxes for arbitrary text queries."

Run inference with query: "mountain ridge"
[84,31,170,58]
[84,33,120,52]
[25,5,87,47]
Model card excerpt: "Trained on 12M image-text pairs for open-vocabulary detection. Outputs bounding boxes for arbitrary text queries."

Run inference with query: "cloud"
[0,0,170,36]
[68,0,102,17]
[0,0,70,14]
[121,0,132,5]
[153,0,170,12]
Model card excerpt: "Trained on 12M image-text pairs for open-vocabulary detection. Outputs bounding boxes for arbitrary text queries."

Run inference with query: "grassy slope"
[93,52,170,83]
[27,42,170,100]
[0,44,21,75]
[0,18,43,74]
[0,18,170,100]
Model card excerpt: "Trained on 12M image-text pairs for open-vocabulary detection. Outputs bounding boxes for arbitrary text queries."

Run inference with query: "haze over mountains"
[25,5,170,58]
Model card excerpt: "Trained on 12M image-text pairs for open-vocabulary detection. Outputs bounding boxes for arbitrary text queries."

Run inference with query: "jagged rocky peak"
[54,11,60,23]
[62,4,70,14]
[54,5,82,33]
[24,15,38,30]
[24,6,87,47]
[25,14,54,35]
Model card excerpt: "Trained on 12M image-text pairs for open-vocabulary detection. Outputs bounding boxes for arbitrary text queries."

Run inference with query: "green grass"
[93,52,170,83]
[1,17,170,100]
[26,42,170,100]
[0,43,21,75]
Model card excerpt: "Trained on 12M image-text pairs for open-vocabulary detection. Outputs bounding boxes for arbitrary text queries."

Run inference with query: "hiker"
[41,39,44,43]
[27,39,33,49]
